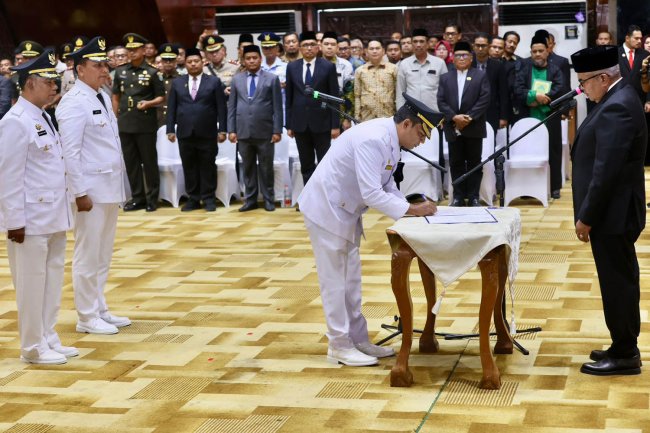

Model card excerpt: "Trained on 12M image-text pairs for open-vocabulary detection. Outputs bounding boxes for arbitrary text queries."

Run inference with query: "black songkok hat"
[243,45,261,56]
[185,47,202,58]
[300,31,317,42]
[322,31,338,42]
[571,45,619,73]
[401,92,444,140]
[454,41,472,52]
[531,34,548,47]
[68,36,109,63]
[534,29,550,40]
[412,28,429,38]
[238,33,254,45]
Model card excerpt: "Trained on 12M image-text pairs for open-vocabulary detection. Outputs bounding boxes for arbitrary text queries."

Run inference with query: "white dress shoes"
[76,318,119,334]
[50,345,79,357]
[327,347,378,366]
[355,342,395,358]
[100,313,131,328]
[21,349,67,365]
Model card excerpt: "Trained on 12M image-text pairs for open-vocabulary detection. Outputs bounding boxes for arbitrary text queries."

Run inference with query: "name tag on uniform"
[411,69,419,72]
[37,130,47,136]
[93,110,101,115]
[337,72,342,76]
[427,70,437,75]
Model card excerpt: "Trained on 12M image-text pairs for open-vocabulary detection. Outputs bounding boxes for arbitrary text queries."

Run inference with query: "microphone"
[549,87,582,110]
[305,86,345,104]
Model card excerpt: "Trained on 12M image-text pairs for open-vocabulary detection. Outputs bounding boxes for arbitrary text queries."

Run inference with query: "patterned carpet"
[0,179,648,433]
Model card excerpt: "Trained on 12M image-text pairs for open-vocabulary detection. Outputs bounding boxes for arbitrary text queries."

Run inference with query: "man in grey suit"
[228,45,283,212]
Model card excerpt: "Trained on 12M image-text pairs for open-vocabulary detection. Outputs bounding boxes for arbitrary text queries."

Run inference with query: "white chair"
[156,126,186,207]
[495,127,508,151]
[400,133,442,201]
[479,123,496,206]
[272,130,292,203]
[215,139,241,207]
[561,118,571,182]
[503,118,550,207]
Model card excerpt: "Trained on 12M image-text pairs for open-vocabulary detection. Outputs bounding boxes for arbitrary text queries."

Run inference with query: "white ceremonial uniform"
[56,80,127,322]
[0,97,73,359]
[298,117,409,349]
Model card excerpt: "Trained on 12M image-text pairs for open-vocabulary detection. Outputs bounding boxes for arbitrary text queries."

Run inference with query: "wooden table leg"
[417,258,439,354]
[477,247,503,389]
[493,246,514,355]
[387,230,415,387]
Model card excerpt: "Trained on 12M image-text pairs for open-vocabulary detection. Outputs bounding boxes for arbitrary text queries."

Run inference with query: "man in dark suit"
[437,41,491,207]
[228,45,283,212]
[285,31,340,185]
[166,47,227,212]
[571,45,646,376]
[514,35,565,199]
[618,25,650,104]
[472,33,509,134]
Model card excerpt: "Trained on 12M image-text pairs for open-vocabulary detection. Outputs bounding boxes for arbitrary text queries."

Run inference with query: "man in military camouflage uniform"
[111,33,164,212]
[156,43,180,127]
[202,35,237,94]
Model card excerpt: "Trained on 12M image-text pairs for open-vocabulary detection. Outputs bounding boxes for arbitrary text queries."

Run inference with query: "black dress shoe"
[204,201,217,212]
[468,198,481,207]
[239,202,258,212]
[123,201,146,212]
[264,201,276,212]
[449,198,465,207]
[551,190,561,199]
[580,355,641,376]
[146,202,157,212]
[591,349,642,365]
[181,200,202,212]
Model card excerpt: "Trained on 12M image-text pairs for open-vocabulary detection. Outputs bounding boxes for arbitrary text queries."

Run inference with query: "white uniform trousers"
[304,217,369,349]
[7,232,66,358]
[72,203,119,321]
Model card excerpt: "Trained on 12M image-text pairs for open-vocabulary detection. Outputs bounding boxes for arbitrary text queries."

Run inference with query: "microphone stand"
[436,99,577,355]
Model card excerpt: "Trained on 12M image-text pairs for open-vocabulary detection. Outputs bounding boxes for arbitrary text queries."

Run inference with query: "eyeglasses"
[578,73,602,88]
[338,46,350,51]
[454,53,471,59]
[444,32,458,37]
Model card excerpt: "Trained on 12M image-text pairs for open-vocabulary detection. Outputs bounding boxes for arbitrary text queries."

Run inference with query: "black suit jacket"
[548,52,571,94]
[473,58,510,131]
[513,59,564,121]
[437,67,491,142]
[166,74,227,139]
[571,81,646,234]
[618,46,650,103]
[285,57,340,133]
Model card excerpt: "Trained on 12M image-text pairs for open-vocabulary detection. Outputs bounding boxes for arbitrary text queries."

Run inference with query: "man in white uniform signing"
[298,94,439,366]
[57,37,130,334]
[0,50,75,364]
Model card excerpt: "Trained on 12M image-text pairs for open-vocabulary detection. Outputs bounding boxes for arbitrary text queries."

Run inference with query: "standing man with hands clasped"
[298,94,438,367]
[0,50,75,364]
[228,45,283,212]
[56,36,131,335]
[571,45,646,376]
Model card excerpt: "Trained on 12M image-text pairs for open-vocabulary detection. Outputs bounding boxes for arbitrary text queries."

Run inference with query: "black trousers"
[294,129,331,185]
[547,117,563,192]
[178,136,218,203]
[120,132,159,205]
[590,230,641,358]
[239,138,275,204]
[449,135,483,200]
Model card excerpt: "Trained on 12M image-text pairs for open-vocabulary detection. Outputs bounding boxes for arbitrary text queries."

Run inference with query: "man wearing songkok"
[298,94,438,366]
[56,37,130,335]
[571,45,646,376]
[0,50,75,364]
[228,45,283,212]
[438,41,490,207]
[513,34,564,199]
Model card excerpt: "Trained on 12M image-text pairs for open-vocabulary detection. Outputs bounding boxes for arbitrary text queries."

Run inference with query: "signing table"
[386,207,521,389]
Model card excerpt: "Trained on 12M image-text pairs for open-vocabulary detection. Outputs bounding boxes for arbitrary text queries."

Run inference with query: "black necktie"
[42,112,55,135]
[305,63,313,85]
[97,93,107,110]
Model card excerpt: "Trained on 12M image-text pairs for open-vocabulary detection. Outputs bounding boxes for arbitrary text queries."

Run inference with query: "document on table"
[424,207,498,224]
